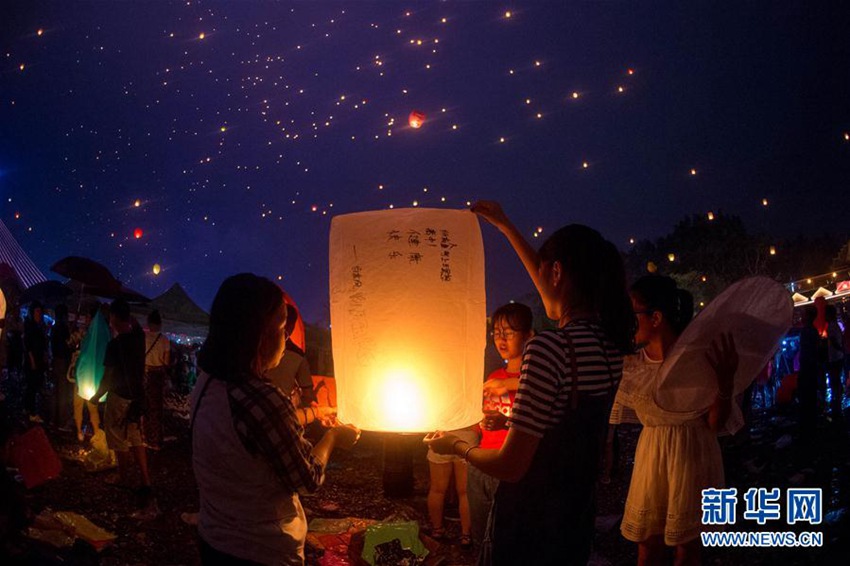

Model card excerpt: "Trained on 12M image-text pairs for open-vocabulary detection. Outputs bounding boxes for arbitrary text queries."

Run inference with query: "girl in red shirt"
[468,303,534,549]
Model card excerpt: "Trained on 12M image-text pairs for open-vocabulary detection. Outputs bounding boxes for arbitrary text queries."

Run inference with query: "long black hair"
[630,275,694,335]
[538,224,635,354]
[198,273,286,380]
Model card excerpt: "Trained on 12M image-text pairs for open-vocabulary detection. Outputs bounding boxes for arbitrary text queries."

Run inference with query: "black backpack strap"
[563,328,580,411]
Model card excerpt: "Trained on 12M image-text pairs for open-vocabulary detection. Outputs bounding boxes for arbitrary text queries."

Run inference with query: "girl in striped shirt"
[427,201,635,565]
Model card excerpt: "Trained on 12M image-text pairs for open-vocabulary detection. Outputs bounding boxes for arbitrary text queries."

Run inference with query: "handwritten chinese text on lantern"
[408,110,426,129]
[329,208,486,432]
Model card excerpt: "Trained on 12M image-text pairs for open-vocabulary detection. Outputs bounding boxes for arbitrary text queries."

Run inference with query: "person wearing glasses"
[426,201,635,565]
[609,275,737,566]
[191,274,359,565]
[467,302,534,552]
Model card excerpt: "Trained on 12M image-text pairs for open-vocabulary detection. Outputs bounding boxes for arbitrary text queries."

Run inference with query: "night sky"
[2,2,848,323]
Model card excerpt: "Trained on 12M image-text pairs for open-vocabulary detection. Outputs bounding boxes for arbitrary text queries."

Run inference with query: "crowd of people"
[797,302,848,438]
[0,200,846,566]
[1,298,208,519]
[183,200,755,565]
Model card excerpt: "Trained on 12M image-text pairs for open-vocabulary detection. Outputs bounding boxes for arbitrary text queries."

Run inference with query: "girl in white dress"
[610,275,737,566]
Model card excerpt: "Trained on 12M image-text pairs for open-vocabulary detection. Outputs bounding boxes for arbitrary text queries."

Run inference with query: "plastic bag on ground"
[53,511,117,551]
[361,521,427,566]
[82,429,116,472]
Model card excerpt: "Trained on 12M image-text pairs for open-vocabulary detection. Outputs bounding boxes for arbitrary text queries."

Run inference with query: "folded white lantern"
[330,208,486,432]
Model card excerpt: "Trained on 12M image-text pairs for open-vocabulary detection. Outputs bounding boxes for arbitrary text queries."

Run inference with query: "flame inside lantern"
[367,366,427,430]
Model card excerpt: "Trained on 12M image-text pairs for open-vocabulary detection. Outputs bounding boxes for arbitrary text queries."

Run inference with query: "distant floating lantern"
[647,261,658,273]
[152,263,161,275]
[707,211,715,220]
[408,110,426,129]
[769,246,776,256]
[199,32,205,39]
[330,208,485,432]
[37,29,44,36]
[690,168,697,176]
[134,228,143,239]
[762,198,769,206]
[134,199,141,208]
[668,253,676,262]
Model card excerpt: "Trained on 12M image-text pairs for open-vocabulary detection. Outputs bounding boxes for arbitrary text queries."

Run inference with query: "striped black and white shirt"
[509,320,624,438]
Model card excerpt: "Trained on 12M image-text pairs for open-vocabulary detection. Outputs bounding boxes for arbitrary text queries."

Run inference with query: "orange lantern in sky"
[133,228,143,239]
[408,110,426,129]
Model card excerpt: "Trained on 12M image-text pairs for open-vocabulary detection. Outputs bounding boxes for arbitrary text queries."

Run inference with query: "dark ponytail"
[538,225,636,354]
[630,275,694,335]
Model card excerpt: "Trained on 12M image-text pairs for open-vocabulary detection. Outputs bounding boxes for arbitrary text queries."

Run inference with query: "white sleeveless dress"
[609,351,725,545]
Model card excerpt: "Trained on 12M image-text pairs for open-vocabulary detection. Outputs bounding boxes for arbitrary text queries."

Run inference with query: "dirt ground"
[3,375,849,565]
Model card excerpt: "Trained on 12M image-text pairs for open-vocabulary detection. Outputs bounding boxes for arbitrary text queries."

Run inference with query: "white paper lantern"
[330,208,486,432]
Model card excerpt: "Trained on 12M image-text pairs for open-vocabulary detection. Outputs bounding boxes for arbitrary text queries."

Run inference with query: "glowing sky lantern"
[75,310,111,401]
[329,208,486,432]
[408,110,426,129]
[152,263,162,275]
[134,228,143,239]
